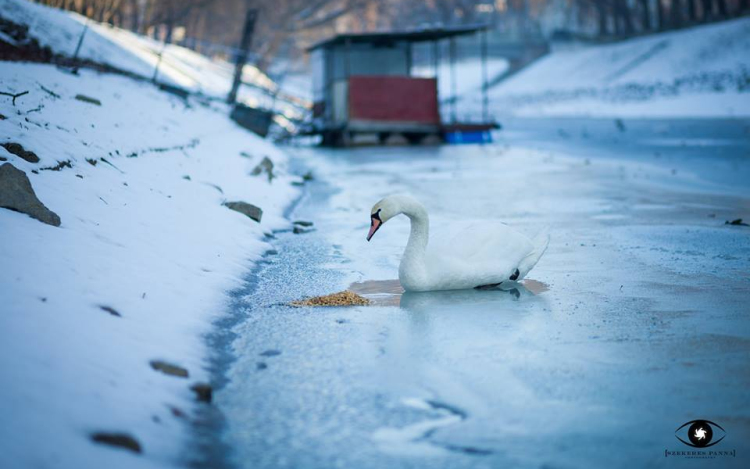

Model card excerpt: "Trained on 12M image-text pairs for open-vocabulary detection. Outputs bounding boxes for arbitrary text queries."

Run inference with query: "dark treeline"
[30,0,370,70]
[31,0,750,69]
[574,0,749,37]
[377,0,750,38]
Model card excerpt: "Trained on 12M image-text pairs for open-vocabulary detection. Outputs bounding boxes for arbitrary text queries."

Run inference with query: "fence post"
[71,17,91,74]
[152,40,167,83]
[228,8,258,104]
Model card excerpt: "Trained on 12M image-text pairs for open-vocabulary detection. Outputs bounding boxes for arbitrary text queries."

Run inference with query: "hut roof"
[307,24,488,52]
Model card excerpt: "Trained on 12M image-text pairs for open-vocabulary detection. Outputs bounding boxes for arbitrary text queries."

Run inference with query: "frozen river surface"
[197,118,750,469]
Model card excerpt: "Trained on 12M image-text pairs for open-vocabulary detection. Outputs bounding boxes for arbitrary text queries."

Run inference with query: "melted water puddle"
[349,279,403,306]
[350,279,549,307]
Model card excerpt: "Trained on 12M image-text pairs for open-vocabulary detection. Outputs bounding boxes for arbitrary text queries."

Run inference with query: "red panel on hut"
[348,76,439,124]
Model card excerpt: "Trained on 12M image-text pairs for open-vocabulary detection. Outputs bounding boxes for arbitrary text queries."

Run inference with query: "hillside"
[467,18,750,118]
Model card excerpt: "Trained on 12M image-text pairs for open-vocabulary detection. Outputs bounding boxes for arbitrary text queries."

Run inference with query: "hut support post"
[406,42,412,75]
[481,28,489,123]
[449,37,457,123]
[325,49,333,122]
[344,38,351,79]
[432,39,439,77]
[344,38,352,145]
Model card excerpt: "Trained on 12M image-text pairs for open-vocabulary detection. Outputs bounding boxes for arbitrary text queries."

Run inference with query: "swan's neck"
[405,210,429,256]
[399,201,429,281]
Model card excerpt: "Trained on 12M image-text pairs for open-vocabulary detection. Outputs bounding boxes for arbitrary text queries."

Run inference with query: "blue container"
[444,130,492,144]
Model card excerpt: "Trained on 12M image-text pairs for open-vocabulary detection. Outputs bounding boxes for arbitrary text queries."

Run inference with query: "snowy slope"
[0,0,157,77]
[0,61,300,468]
[472,18,750,118]
[0,0,307,119]
[413,58,509,100]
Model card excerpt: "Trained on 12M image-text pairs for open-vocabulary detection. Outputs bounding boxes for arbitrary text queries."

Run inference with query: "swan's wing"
[430,221,534,261]
[426,221,536,283]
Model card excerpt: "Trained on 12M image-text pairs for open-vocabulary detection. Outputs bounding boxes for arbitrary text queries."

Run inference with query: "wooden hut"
[307,25,498,146]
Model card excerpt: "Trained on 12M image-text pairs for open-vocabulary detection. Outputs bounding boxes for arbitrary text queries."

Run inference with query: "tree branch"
[0,90,29,106]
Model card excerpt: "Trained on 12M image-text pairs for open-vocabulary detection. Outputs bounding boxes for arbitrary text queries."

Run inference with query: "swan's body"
[367,195,549,292]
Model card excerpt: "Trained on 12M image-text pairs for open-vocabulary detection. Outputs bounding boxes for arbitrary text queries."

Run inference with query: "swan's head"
[367,196,400,241]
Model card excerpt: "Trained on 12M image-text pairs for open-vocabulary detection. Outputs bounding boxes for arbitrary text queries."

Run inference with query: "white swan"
[366,194,549,292]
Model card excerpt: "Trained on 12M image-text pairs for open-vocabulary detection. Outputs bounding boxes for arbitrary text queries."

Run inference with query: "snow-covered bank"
[470,18,750,118]
[0,60,299,468]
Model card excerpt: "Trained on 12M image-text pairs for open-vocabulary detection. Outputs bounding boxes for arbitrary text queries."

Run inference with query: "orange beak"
[367,217,381,241]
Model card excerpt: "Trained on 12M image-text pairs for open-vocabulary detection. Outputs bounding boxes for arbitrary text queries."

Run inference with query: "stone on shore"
[251,156,275,182]
[0,163,61,226]
[1,142,39,163]
[149,360,189,378]
[190,383,213,403]
[223,201,262,223]
[90,432,142,453]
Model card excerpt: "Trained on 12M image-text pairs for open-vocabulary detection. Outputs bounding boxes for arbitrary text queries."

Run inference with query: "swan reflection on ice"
[349,278,549,308]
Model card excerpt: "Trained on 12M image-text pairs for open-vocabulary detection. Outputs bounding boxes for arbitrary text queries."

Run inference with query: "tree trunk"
[670,0,683,28]
[639,0,651,30]
[656,0,667,29]
[129,0,139,32]
[715,0,728,16]
[617,0,635,35]
[614,10,623,36]
[701,0,713,19]
[596,1,609,36]
[687,0,697,21]
[164,22,174,45]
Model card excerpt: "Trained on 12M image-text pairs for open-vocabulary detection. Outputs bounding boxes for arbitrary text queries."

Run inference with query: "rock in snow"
[149,360,189,378]
[1,142,40,163]
[90,432,142,453]
[98,305,121,317]
[74,94,102,106]
[0,163,61,226]
[223,201,263,223]
[190,382,213,403]
[251,156,275,182]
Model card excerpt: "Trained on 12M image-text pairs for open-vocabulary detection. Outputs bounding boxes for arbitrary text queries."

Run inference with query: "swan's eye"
[675,420,726,448]
[371,209,382,222]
